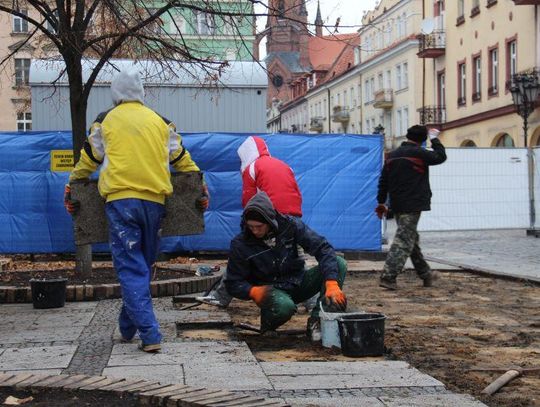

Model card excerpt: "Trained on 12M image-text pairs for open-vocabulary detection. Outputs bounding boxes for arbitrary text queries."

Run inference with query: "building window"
[472,56,481,101]
[170,14,186,34]
[350,87,355,107]
[195,11,216,35]
[457,0,465,25]
[46,11,59,33]
[470,0,480,17]
[385,69,392,88]
[461,140,477,147]
[17,112,32,131]
[507,39,517,84]
[396,65,402,90]
[377,73,383,90]
[13,9,28,33]
[396,109,402,137]
[458,62,466,106]
[495,133,515,147]
[403,63,409,89]
[437,71,446,106]
[488,48,498,95]
[14,58,31,86]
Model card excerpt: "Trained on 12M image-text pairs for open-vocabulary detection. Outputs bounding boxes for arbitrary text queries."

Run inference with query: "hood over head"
[242,191,278,231]
[111,69,145,106]
[237,136,270,172]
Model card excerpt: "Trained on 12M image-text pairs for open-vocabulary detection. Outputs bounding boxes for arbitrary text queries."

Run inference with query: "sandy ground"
[218,269,540,407]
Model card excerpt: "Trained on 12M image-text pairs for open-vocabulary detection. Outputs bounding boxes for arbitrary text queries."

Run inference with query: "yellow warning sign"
[50,150,74,172]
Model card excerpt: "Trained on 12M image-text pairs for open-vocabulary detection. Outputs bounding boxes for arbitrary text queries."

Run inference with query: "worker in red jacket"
[196,136,305,308]
[238,136,302,216]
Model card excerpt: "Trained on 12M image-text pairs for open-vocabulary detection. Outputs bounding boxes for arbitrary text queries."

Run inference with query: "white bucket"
[320,306,348,348]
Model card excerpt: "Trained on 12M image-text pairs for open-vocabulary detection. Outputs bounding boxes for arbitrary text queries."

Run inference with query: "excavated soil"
[225,269,540,407]
[0,387,136,406]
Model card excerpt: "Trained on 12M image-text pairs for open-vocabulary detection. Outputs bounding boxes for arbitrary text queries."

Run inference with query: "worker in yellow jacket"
[64,69,208,353]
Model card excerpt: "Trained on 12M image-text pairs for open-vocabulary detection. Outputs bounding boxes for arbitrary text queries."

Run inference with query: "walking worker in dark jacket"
[225,191,347,340]
[376,125,446,290]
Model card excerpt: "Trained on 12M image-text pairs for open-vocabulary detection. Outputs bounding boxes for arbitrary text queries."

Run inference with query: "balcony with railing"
[417,31,446,58]
[310,117,324,132]
[373,89,394,109]
[331,106,350,123]
[417,106,446,126]
[513,0,539,5]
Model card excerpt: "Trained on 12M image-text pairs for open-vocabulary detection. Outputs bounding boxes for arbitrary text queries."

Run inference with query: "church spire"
[299,0,308,16]
[315,0,323,37]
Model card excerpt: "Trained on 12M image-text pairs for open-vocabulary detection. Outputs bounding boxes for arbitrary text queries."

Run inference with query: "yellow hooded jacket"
[69,71,200,204]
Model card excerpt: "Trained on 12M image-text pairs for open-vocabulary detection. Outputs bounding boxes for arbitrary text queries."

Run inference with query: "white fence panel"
[419,148,529,231]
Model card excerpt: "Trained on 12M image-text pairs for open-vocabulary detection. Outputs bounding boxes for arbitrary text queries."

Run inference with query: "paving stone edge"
[0,274,221,304]
[0,373,288,407]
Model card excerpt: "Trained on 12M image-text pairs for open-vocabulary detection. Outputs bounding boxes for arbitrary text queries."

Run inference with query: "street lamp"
[510,69,540,236]
[373,124,385,134]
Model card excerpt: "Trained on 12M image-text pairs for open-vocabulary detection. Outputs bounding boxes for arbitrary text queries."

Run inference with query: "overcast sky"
[255,0,380,58]
[304,0,380,33]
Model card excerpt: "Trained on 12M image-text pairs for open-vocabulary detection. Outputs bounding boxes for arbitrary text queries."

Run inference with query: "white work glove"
[428,128,440,140]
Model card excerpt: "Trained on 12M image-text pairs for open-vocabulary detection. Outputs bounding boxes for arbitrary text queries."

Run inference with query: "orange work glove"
[63,184,80,215]
[375,204,388,220]
[323,280,347,311]
[196,184,209,212]
[249,285,272,307]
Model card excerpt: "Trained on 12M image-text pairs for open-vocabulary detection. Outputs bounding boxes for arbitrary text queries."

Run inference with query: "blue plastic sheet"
[0,131,383,253]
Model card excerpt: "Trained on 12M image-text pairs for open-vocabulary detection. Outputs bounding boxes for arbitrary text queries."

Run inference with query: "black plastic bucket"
[30,278,67,309]
[337,313,386,357]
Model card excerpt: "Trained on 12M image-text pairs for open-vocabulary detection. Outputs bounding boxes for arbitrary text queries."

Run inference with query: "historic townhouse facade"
[419,0,539,147]
[358,0,424,147]
[0,1,255,132]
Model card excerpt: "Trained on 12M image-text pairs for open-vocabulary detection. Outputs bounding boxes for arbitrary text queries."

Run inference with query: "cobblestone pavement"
[0,297,488,406]
[385,221,540,281]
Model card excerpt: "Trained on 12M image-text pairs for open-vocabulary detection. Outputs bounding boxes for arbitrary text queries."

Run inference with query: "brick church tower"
[265,0,312,106]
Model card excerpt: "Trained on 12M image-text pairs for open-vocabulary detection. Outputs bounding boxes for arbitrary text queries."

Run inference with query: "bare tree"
[0,0,261,160]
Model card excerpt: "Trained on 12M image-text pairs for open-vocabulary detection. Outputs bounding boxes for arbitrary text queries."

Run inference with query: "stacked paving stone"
[0,373,287,406]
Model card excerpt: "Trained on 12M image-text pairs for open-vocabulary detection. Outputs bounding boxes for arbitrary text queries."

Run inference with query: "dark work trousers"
[259,256,347,332]
[106,198,164,346]
[381,212,431,282]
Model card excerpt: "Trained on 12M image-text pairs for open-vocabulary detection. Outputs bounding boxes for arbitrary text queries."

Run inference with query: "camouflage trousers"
[381,212,431,281]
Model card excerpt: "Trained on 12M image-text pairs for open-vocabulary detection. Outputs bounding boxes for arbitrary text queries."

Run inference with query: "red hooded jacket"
[237,136,302,216]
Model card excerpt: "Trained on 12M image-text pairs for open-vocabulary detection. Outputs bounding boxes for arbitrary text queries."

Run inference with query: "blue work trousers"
[106,198,164,345]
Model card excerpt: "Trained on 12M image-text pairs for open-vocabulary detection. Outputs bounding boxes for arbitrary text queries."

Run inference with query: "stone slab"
[262,362,443,390]
[380,394,488,406]
[108,341,257,365]
[1,369,63,376]
[183,362,273,390]
[70,172,204,245]
[286,397,384,407]
[174,310,232,324]
[102,364,185,385]
[0,346,77,370]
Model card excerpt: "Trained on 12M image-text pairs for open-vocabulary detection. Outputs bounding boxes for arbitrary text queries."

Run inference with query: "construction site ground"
[221,265,539,407]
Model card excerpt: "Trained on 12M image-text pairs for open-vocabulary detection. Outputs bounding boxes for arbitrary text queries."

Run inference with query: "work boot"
[195,294,226,307]
[422,271,440,287]
[139,343,161,353]
[306,316,321,342]
[379,277,397,290]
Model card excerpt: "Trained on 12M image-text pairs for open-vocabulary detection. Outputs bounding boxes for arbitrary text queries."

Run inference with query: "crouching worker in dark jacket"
[224,191,347,341]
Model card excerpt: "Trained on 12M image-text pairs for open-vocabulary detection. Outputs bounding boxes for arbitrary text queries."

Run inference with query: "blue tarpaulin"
[0,131,383,253]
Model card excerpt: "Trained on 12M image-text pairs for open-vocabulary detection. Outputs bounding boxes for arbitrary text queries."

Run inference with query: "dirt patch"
[0,387,136,407]
[0,255,215,286]
[222,269,539,407]
[0,267,195,287]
